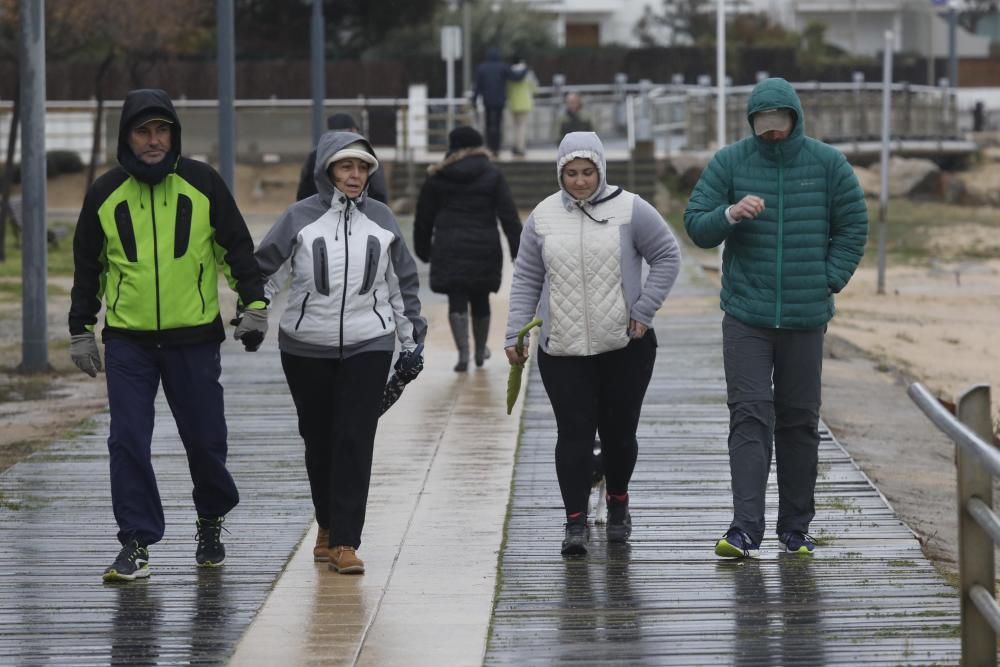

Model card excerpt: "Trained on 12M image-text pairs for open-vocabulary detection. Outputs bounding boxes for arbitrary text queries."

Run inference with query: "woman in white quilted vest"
[504,131,681,556]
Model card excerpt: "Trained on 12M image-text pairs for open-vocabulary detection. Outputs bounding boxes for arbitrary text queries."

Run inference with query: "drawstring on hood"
[117,89,181,185]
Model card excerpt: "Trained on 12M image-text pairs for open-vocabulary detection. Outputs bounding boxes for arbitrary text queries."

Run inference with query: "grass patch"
[820,496,858,513]
[0,222,76,277]
[862,198,1000,264]
[0,490,22,510]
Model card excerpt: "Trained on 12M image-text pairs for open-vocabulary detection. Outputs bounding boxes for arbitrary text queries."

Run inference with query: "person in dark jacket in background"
[296,113,388,204]
[473,47,527,155]
[68,88,268,582]
[414,126,521,371]
[684,77,868,560]
[558,92,594,141]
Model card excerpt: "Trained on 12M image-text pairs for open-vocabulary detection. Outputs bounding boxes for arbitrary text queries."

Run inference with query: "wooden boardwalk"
[0,344,313,665]
[485,267,962,666]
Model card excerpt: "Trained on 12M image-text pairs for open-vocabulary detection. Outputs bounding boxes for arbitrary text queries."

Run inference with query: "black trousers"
[537,333,658,516]
[280,350,392,548]
[484,106,504,153]
[447,291,490,318]
[105,338,237,546]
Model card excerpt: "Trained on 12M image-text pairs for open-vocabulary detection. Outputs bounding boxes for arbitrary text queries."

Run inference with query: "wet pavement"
[484,263,961,666]
[0,233,963,665]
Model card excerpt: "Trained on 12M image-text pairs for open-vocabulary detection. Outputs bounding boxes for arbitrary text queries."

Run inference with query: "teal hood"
[747,77,805,161]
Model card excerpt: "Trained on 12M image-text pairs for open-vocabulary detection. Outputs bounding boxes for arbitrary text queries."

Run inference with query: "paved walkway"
[485,264,961,665]
[0,228,964,665]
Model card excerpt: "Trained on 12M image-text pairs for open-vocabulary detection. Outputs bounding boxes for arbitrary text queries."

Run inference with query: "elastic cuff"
[724,206,739,225]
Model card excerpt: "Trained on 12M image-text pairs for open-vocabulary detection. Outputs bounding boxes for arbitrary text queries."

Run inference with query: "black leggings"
[537,332,657,516]
[448,291,490,318]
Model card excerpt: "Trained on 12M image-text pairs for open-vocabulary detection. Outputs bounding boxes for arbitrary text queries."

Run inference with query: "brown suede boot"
[313,527,330,562]
[328,545,365,574]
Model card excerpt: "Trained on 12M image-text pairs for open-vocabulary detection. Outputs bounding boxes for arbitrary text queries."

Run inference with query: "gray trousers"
[722,313,824,544]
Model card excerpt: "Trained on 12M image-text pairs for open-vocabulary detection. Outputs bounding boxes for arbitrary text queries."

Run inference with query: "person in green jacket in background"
[506,54,536,157]
[684,77,868,559]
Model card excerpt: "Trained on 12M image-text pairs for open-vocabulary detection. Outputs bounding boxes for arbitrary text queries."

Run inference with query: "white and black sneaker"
[103,539,150,582]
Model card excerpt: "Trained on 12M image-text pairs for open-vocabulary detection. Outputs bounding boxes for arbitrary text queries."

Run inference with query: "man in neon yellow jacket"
[68,88,268,582]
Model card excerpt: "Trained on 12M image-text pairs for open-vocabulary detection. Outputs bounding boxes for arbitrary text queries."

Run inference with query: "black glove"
[394,343,424,381]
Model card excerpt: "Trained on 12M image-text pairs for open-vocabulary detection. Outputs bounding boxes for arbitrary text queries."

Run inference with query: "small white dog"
[590,440,607,525]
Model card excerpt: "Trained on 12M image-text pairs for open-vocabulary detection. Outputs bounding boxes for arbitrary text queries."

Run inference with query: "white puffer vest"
[533,190,636,356]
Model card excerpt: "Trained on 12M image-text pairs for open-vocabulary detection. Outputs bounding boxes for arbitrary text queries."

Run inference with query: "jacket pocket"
[111,272,124,314]
[174,194,192,258]
[312,238,330,296]
[358,236,381,295]
[295,292,311,330]
[114,201,138,262]
[196,263,206,313]
[372,289,386,329]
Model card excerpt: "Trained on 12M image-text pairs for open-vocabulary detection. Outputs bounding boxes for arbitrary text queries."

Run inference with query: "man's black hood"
[118,88,182,185]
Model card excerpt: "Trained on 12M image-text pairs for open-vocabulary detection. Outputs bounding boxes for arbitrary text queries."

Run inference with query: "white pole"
[877,30,893,296]
[716,0,726,149]
[446,53,455,135]
[716,0,727,268]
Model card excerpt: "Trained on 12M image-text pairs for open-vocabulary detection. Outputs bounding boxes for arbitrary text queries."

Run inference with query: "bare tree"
[957,0,999,34]
[44,1,212,187]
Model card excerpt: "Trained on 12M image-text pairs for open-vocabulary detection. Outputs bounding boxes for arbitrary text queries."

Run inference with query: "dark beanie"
[327,113,359,131]
[448,126,483,152]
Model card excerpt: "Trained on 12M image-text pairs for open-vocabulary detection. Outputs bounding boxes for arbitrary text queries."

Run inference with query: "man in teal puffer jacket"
[684,77,868,558]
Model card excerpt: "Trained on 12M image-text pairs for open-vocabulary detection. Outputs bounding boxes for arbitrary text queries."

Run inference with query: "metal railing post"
[956,384,997,667]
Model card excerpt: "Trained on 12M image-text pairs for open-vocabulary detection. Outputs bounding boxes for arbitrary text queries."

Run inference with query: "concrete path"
[228,277,522,666]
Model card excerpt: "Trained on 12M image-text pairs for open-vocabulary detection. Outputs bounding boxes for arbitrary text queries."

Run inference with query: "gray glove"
[70,332,102,377]
[232,307,268,351]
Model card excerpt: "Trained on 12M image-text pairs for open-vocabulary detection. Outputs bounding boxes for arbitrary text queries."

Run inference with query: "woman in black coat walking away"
[414,126,522,371]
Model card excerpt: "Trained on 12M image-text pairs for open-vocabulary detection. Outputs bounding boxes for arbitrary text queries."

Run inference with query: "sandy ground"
[4,167,998,579]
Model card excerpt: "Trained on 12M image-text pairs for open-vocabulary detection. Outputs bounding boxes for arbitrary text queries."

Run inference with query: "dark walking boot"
[449,312,470,372]
[195,516,227,567]
[472,316,491,367]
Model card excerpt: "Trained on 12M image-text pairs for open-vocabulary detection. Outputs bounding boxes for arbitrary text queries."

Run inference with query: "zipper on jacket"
[149,184,162,329]
[775,146,785,328]
[372,289,386,329]
[295,292,311,330]
[579,207,592,355]
[196,263,206,314]
[112,273,124,314]
[338,205,351,353]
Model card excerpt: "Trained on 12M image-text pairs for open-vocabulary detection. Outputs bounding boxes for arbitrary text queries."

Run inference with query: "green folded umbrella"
[506,318,543,415]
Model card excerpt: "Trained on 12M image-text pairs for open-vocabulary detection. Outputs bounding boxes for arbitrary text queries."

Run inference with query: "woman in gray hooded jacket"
[256,131,426,575]
[504,132,681,556]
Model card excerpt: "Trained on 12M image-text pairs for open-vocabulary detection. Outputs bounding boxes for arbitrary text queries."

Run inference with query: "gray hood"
[313,131,380,206]
[556,131,610,207]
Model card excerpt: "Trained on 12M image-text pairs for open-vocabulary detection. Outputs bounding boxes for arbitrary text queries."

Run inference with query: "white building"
[520,0,990,62]
[521,0,771,48]
[789,0,990,60]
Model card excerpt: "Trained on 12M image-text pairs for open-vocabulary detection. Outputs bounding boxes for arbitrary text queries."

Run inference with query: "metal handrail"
[908,381,999,665]
[908,383,1000,478]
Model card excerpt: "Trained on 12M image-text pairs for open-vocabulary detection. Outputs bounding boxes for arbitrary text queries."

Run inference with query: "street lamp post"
[716,0,726,149]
